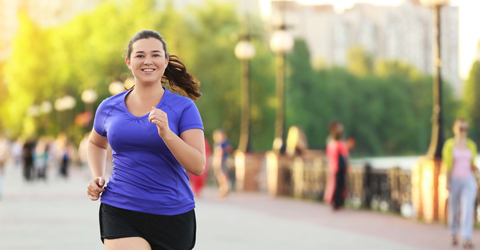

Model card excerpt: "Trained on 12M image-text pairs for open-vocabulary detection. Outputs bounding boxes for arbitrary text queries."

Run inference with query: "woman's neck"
[131,82,165,103]
[454,136,467,144]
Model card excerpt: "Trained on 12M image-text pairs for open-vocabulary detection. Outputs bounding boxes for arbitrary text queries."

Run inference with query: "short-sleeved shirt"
[93,87,203,216]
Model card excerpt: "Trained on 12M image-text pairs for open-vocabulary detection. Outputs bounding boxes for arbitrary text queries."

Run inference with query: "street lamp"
[235,33,256,152]
[81,89,98,114]
[82,89,98,129]
[55,95,76,133]
[419,0,449,159]
[27,105,40,117]
[109,81,125,96]
[40,101,52,115]
[410,0,450,223]
[270,14,294,154]
[39,101,52,135]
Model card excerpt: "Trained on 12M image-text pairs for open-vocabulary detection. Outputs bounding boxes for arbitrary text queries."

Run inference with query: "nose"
[143,55,153,65]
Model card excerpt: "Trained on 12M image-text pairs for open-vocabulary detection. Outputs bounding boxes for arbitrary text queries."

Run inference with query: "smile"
[142,69,156,72]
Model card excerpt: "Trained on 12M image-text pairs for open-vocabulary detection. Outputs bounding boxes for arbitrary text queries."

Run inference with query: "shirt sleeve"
[179,99,204,134]
[93,99,111,137]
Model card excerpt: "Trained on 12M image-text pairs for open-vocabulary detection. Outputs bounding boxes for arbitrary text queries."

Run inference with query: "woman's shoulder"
[97,92,127,110]
[443,138,455,148]
[467,138,478,149]
[164,89,196,110]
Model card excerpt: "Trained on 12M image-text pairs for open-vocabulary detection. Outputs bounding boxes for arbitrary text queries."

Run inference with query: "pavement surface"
[0,162,479,250]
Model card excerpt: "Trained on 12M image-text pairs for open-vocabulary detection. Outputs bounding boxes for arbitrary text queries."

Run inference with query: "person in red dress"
[323,121,349,210]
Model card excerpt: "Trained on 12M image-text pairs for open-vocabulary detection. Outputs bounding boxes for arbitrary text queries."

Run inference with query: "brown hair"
[453,118,468,128]
[126,30,201,100]
[328,120,343,141]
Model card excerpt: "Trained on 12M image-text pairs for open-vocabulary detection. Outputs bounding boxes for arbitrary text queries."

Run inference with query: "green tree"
[461,59,480,142]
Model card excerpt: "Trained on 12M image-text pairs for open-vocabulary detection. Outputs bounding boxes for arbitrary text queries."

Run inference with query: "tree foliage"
[287,42,459,155]
[461,60,480,143]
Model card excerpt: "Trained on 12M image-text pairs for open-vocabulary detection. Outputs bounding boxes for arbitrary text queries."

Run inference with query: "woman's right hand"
[87,177,105,201]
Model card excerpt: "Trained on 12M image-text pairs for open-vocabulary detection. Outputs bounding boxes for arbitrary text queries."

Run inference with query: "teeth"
[143,69,154,72]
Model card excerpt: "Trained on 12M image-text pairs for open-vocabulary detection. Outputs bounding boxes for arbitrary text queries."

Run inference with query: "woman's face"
[336,124,344,134]
[453,120,469,138]
[126,38,169,85]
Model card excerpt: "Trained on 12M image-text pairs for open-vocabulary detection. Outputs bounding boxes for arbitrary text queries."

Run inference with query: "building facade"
[271,0,460,94]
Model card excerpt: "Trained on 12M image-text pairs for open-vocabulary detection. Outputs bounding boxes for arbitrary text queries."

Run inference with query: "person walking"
[443,118,478,249]
[324,121,349,210]
[87,30,205,250]
[59,140,72,179]
[34,138,48,181]
[22,136,36,181]
[212,129,232,197]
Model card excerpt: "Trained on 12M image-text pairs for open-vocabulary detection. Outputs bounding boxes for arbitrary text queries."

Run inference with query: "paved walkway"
[0,162,478,250]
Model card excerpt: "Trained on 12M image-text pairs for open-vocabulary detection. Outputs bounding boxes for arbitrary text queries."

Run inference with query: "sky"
[259,0,480,80]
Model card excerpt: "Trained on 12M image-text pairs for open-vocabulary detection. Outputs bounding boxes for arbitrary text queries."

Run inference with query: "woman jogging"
[87,30,205,250]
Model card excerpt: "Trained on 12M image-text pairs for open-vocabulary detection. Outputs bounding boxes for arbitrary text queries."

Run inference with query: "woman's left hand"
[148,107,172,139]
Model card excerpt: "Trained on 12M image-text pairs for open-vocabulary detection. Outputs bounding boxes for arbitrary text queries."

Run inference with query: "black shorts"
[99,203,196,250]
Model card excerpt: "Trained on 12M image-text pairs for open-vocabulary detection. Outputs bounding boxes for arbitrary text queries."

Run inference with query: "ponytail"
[162,55,201,100]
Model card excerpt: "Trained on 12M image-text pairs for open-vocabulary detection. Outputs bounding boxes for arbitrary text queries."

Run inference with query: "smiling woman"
[86,30,205,250]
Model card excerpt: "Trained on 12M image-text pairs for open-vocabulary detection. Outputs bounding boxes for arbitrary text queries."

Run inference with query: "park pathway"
[0,162,476,250]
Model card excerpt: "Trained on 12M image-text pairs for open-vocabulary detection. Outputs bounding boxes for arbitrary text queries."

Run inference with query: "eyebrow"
[135,50,163,54]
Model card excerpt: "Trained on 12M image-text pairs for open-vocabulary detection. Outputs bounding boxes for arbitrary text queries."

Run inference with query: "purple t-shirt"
[93,87,203,215]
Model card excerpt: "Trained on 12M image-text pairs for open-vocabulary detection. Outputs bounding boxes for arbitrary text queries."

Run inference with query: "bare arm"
[149,107,205,176]
[86,129,108,200]
[163,129,206,176]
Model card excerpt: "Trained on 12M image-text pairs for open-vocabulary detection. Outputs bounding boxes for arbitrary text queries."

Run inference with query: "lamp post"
[270,12,294,154]
[39,101,52,135]
[410,0,450,223]
[55,95,76,133]
[26,105,40,118]
[420,0,449,159]
[109,81,125,96]
[81,89,98,116]
[82,89,98,130]
[235,29,256,152]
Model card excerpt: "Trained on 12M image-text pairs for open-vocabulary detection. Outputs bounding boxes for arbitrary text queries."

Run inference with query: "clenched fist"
[87,177,105,201]
[148,107,172,139]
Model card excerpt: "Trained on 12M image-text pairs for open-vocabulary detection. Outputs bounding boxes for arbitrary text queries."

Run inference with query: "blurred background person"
[22,136,36,181]
[212,129,232,198]
[59,139,73,179]
[324,121,349,210]
[11,138,23,168]
[189,137,211,197]
[34,138,49,181]
[443,118,478,248]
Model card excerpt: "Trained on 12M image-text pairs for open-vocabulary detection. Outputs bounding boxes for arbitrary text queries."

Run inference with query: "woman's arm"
[86,129,108,201]
[149,107,206,176]
[163,129,205,176]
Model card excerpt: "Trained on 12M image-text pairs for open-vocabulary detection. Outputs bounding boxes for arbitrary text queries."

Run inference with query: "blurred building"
[271,0,460,95]
[0,0,104,61]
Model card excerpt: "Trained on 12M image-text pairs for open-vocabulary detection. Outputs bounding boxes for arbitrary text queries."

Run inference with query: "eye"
[136,55,145,58]
[153,54,161,57]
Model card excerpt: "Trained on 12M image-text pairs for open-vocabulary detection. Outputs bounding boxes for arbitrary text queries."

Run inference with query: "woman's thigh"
[105,237,151,250]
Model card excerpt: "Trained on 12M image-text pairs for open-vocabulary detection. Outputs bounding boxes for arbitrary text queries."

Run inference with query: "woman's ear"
[125,57,131,70]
